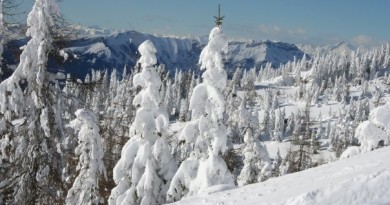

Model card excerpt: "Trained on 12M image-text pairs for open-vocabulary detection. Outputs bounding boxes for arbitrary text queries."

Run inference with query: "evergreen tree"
[271,149,282,177]
[109,40,176,205]
[237,128,271,186]
[273,108,285,142]
[66,109,107,205]
[167,26,234,202]
[0,0,67,203]
[179,98,189,122]
[229,97,259,143]
[230,67,241,90]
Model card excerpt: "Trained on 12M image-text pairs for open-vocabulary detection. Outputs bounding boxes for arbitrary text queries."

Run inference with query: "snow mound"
[355,121,387,151]
[169,146,390,205]
[369,103,390,131]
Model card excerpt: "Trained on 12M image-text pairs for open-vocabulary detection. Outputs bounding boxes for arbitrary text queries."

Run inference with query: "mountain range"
[60,26,308,77]
[3,25,363,79]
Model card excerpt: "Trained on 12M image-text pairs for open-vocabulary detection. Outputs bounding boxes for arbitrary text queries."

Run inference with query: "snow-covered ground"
[169,146,390,205]
[164,72,390,205]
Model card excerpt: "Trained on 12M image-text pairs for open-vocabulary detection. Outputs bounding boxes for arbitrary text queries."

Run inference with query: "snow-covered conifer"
[179,98,189,122]
[66,109,107,205]
[0,0,67,203]
[163,79,174,116]
[341,102,390,159]
[167,26,234,202]
[228,97,259,143]
[230,67,241,89]
[295,63,301,86]
[237,129,271,186]
[188,71,197,99]
[109,40,176,205]
[273,108,285,142]
[271,149,282,177]
[285,113,295,137]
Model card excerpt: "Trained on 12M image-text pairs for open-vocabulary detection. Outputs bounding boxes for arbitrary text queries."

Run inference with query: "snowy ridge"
[58,26,306,77]
[3,25,308,78]
[170,146,390,205]
[63,30,201,76]
[297,41,361,56]
[226,40,305,70]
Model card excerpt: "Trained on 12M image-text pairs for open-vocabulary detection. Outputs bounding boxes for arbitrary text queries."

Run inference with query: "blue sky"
[20,0,390,47]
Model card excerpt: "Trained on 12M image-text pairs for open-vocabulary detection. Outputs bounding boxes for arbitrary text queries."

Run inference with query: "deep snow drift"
[170,146,390,205]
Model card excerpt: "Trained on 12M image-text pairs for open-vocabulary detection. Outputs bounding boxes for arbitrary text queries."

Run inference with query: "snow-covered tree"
[66,109,107,205]
[0,0,67,203]
[341,102,390,159]
[188,71,197,101]
[229,97,259,143]
[230,67,241,90]
[179,98,189,122]
[109,40,176,205]
[271,149,282,177]
[273,108,285,142]
[237,128,271,186]
[163,78,175,116]
[226,83,241,143]
[167,26,234,202]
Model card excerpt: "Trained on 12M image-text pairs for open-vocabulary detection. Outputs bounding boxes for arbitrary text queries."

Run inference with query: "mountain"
[4,25,307,78]
[61,30,202,77]
[225,40,306,71]
[57,26,307,77]
[297,42,360,57]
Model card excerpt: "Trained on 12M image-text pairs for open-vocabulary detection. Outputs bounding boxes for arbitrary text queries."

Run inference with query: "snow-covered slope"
[226,40,305,70]
[171,146,390,205]
[297,42,360,56]
[62,30,201,77]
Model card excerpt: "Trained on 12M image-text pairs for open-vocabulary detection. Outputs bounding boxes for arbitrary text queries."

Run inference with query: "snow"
[188,152,234,195]
[59,49,69,62]
[199,27,228,71]
[138,40,158,68]
[264,142,291,159]
[297,42,361,57]
[86,42,111,56]
[369,103,390,131]
[40,108,50,137]
[355,121,387,151]
[10,117,26,126]
[169,146,390,205]
[225,40,305,69]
